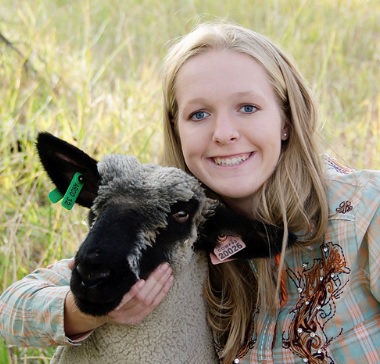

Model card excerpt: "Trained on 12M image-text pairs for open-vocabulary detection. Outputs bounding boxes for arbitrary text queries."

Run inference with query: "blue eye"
[190,111,209,121]
[240,105,257,113]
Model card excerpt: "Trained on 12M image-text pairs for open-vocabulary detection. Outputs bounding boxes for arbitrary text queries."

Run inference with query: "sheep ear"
[36,132,100,208]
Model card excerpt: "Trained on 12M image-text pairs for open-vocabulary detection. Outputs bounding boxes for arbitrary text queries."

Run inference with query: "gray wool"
[94,154,213,230]
[97,154,204,201]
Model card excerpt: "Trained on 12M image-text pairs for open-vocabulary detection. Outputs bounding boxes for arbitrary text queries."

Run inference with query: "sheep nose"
[75,263,111,288]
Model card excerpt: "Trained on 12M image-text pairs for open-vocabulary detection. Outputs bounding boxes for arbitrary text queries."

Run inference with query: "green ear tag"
[48,188,64,203]
[61,173,85,210]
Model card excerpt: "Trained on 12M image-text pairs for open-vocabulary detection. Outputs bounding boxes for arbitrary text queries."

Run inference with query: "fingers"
[67,258,75,270]
[136,263,173,306]
[108,263,174,325]
[116,263,173,308]
[115,280,145,309]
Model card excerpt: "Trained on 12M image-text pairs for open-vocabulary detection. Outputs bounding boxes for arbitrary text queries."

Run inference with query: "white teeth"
[213,154,250,166]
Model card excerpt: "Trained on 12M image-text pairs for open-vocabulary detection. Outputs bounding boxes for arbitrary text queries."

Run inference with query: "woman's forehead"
[175,49,275,106]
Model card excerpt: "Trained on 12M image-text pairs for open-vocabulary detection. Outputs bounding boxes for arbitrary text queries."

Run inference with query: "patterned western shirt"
[232,158,380,364]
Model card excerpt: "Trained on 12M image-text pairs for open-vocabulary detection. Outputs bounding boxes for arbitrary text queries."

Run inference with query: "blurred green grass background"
[0,0,379,362]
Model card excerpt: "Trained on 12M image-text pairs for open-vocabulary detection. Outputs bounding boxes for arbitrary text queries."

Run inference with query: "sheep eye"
[172,210,189,223]
[217,233,227,242]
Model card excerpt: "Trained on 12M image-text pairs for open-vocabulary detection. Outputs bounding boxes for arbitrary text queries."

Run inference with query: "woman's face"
[175,49,288,215]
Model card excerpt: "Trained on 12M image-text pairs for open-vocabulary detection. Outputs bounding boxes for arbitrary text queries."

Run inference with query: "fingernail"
[160,262,170,271]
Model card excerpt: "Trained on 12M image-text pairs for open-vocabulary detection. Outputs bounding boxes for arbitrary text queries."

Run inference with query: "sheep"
[36,132,296,364]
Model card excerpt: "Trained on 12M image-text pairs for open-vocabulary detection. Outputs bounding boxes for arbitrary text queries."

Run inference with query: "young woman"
[1,21,379,364]
[160,22,380,363]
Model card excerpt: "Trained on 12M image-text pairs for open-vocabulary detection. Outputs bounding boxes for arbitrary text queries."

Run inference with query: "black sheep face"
[36,133,296,317]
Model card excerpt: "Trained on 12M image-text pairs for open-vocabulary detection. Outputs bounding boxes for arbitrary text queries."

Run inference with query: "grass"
[0,0,379,362]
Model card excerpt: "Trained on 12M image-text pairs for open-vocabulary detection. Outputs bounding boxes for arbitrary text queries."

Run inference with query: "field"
[0,0,379,362]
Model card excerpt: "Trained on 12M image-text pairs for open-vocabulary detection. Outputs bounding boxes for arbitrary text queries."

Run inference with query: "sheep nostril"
[76,264,111,287]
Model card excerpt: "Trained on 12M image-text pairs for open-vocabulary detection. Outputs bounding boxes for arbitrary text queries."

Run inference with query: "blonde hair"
[160,21,328,363]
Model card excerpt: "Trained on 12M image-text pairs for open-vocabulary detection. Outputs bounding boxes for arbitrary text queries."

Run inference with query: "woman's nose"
[211,114,240,144]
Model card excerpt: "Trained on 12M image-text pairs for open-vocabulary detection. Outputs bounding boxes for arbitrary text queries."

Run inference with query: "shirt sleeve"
[366,202,380,302]
[356,170,380,303]
[0,259,87,348]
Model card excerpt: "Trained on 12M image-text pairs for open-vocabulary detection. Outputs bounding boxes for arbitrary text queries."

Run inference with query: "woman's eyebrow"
[235,91,265,102]
[179,98,209,113]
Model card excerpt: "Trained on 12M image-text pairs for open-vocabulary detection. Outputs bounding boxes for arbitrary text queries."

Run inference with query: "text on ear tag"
[48,172,84,210]
[210,236,246,265]
[61,173,85,210]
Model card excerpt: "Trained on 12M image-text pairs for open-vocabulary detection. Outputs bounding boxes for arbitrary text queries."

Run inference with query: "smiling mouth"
[212,153,252,166]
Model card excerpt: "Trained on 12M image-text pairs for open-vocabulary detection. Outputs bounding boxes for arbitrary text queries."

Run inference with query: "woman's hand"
[106,262,174,325]
[64,260,173,338]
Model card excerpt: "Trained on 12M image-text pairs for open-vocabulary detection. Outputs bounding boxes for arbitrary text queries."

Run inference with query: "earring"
[282,131,288,139]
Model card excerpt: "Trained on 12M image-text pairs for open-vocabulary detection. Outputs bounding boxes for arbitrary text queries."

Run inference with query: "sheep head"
[37,133,213,316]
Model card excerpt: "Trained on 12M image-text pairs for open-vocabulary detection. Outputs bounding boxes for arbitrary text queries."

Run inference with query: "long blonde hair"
[160,21,329,363]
